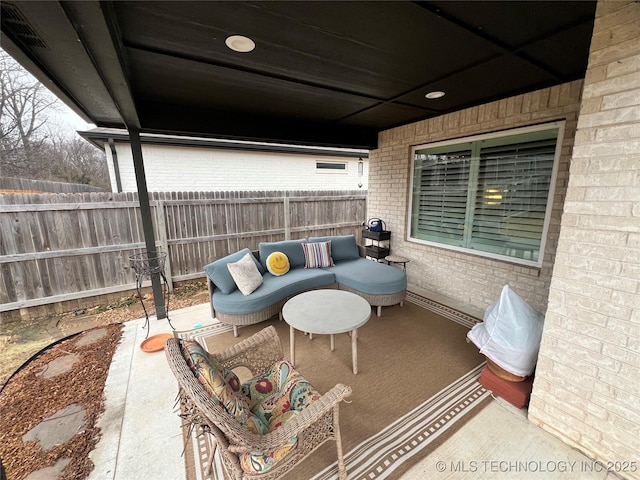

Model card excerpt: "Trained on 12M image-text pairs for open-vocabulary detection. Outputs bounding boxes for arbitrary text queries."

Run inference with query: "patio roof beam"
[107,137,122,193]
[130,128,167,320]
[413,2,585,82]
[60,0,140,129]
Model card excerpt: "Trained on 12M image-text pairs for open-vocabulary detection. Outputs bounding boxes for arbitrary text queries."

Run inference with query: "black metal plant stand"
[128,251,174,338]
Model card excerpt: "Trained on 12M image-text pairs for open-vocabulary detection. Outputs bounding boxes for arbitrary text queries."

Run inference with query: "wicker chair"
[165,325,353,479]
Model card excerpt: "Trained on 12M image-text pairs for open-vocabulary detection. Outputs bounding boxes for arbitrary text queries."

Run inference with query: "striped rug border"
[405,292,481,329]
[175,321,234,343]
[311,364,489,480]
[186,424,224,480]
[186,366,489,480]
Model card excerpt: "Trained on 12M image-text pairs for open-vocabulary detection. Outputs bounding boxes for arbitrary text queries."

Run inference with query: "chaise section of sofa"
[203,235,407,335]
[307,235,407,316]
[327,259,407,316]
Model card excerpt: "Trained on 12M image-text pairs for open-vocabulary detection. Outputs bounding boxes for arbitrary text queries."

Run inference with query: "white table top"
[282,289,371,334]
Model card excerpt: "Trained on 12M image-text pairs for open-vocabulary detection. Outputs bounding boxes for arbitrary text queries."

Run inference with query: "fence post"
[155,199,173,290]
[284,192,291,240]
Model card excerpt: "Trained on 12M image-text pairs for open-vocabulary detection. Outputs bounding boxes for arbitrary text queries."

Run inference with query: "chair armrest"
[213,325,284,376]
[227,383,353,453]
[168,336,351,455]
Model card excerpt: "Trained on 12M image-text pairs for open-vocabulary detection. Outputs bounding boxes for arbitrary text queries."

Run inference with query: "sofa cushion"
[227,252,263,296]
[204,248,265,295]
[309,234,360,261]
[259,239,306,270]
[179,339,267,434]
[266,251,290,276]
[212,268,336,315]
[302,241,334,268]
[329,258,407,295]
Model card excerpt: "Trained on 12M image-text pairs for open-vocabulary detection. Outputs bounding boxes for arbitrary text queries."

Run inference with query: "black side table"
[385,255,410,271]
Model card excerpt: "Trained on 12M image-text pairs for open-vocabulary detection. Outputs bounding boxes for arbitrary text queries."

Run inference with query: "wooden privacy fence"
[0,176,105,194]
[0,190,367,315]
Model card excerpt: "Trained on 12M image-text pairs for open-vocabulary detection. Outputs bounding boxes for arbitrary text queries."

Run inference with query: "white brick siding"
[106,143,368,192]
[528,1,640,476]
[370,81,582,315]
[370,1,639,474]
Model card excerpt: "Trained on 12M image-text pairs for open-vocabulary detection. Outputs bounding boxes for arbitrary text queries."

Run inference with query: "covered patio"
[87,303,604,480]
[2,1,639,479]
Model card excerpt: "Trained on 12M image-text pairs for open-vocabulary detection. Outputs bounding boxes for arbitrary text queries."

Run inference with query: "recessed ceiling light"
[425,91,445,100]
[225,35,255,53]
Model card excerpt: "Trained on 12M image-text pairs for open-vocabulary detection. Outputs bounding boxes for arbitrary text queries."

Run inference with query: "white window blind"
[412,145,472,245]
[409,124,562,267]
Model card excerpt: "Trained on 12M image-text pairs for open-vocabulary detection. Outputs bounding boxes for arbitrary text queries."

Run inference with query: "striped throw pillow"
[302,241,334,268]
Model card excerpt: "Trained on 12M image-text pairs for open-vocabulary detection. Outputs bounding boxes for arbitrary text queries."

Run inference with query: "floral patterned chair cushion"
[242,359,320,411]
[179,339,266,434]
[181,342,322,475]
[238,359,322,475]
[239,436,298,475]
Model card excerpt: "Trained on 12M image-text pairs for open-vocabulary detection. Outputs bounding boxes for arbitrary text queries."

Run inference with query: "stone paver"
[24,458,71,480]
[37,353,79,379]
[76,328,107,347]
[22,404,86,450]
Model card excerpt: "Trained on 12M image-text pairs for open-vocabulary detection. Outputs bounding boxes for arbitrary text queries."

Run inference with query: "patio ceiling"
[1,1,596,149]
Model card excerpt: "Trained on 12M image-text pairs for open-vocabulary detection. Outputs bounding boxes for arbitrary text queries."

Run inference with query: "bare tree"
[0,50,59,178]
[0,49,110,189]
[47,133,110,189]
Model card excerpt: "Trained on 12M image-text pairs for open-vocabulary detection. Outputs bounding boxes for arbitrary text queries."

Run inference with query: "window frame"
[407,121,565,268]
[316,161,347,173]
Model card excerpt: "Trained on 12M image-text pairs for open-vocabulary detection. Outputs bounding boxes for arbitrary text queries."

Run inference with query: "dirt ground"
[0,281,209,387]
[0,281,209,480]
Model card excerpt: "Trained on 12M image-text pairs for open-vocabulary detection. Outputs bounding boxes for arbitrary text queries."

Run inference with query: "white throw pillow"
[227,252,263,296]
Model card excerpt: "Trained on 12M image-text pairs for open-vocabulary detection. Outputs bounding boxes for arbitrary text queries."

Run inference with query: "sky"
[2,47,95,136]
[50,104,96,135]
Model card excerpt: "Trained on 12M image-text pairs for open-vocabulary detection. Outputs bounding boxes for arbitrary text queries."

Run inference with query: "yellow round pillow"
[266,251,290,276]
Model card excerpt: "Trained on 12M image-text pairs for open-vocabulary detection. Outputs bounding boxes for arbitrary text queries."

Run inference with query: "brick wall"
[528,1,640,475]
[370,81,583,314]
[108,143,368,192]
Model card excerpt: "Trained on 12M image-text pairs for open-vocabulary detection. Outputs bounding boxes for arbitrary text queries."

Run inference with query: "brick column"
[528,1,640,475]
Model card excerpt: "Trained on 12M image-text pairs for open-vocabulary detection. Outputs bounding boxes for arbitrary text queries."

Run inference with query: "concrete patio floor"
[87,302,613,480]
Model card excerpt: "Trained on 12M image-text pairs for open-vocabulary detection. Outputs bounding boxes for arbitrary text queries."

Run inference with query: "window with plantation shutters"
[411,145,472,245]
[409,123,563,267]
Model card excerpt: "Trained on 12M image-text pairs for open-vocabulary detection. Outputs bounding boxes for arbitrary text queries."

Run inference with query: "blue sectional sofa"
[203,235,407,336]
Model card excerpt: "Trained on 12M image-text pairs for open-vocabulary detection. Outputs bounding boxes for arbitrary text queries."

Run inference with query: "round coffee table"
[282,289,371,374]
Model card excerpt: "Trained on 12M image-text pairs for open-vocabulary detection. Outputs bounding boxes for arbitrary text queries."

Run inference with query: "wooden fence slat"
[0,190,366,312]
[156,200,173,289]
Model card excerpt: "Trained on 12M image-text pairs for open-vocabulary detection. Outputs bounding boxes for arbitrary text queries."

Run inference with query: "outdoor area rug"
[179,296,490,480]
